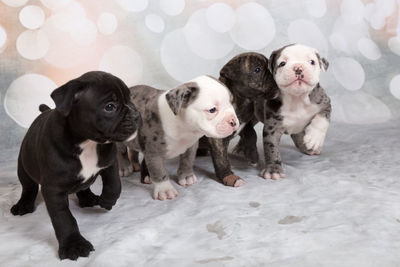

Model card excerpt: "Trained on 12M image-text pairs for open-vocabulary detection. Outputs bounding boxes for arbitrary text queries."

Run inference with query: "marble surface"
[0,122,399,266]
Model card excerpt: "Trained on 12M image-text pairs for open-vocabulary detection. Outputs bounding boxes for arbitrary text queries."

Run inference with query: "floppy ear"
[220,56,240,81]
[165,83,199,115]
[316,52,329,72]
[50,79,83,116]
[268,49,279,74]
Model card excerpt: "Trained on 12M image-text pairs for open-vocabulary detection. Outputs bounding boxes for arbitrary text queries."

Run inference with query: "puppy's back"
[129,85,162,113]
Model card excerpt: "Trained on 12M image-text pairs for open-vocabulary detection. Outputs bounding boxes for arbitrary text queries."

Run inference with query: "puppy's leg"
[128,149,140,172]
[76,188,99,208]
[302,114,330,155]
[140,158,151,184]
[11,158,39,215]
[177,142,199,187]
[41,187,94,260]
[196,136,210,156]
[116,143,133,177]
[208,137,244,187]
[145,154,177,201]
[98,161,121,210]
[291,131,316,155]
[232,122,259,166]
[260,123,285,180]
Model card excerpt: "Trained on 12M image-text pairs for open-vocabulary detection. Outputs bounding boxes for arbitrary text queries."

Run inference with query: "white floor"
[0,122,400,267]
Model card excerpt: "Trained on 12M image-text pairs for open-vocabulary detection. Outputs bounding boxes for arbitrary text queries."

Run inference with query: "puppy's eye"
[254,67,261,73]
[309,60,316,65]
[104,103,117,112]
[278,61,286,67]
[208,107,217,113]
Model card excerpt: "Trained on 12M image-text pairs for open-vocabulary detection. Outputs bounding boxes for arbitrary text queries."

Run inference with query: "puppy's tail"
[39,104,51,113]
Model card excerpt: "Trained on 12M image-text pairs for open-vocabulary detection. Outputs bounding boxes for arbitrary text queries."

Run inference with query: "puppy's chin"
[280,81,316,97]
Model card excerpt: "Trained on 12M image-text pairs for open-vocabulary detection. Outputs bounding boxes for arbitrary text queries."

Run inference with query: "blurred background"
[0,0,399,160]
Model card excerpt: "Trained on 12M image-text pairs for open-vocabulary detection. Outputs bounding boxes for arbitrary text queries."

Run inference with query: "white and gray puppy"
[251,43,331,179]
[118,75,239,200]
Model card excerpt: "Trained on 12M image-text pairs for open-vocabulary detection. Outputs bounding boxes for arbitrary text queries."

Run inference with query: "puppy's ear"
[51,80,83,116]
[165,83,199,115]
[268,49,279,74]
[316,52,329,72]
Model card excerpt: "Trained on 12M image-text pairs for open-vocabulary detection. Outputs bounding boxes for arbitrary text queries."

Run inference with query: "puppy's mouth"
[283,78,312,88]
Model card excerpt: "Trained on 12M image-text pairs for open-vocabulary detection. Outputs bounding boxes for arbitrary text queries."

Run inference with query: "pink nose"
[226,114,237,128]
[293,64,303,74]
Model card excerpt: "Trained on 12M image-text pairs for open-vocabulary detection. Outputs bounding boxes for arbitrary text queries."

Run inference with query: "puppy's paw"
[178,174,198,187]
[98,197,116,210]
[303,125,326,154]
[78,194,99,208]
[259,164,286,180]
[131,161,141,172]
[10,201,35,216]
[142,175,152,184]
[59,234,94,261]
[153,180,178,201]
[119,164,133,177]
[222,174,245,187]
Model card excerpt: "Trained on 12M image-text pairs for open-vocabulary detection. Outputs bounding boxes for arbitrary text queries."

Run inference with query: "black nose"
[230,119,236,127]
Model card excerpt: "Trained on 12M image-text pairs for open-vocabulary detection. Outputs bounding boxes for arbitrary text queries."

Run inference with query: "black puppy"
[10,71,141,260]
[198,53,278,186]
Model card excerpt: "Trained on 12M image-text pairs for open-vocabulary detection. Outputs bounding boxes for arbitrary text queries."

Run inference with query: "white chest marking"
[281,94,320,134]
[78,140,103,183]
[164,135,199,159]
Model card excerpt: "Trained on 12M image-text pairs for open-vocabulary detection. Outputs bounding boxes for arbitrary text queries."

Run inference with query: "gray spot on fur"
[196,256,234,264]
[279,215,305,225]
[206,221,226,240]
[249,201,260,208]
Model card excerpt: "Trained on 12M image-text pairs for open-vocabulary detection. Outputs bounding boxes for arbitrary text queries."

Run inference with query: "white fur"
[153,180,178,200]
[274,44,322,97]
[281,93,321,134]
[78,140,103,183]
[125,131,137,142]
[158,75,238,159]
[304,114,329,152]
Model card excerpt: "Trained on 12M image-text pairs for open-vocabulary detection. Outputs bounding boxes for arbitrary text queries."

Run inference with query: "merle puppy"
[10,71,140,260]
[238,44,332,179]
[198,53,279,187]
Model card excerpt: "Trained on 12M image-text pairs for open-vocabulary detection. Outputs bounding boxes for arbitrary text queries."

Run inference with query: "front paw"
[153,180,178,201]
[178,174,198,186]
[119,164,133,177]
[303,126,326,155]
[78,194,99,208]
[259,164,286,180]
[10,201,35,216]
[98,197,116,210]
[59,234,94,261]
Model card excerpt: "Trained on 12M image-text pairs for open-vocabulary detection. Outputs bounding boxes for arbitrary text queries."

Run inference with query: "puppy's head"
[166,75,239,139]
[268,44,329,96]
[51,71,141,143]
[220,52,278,100]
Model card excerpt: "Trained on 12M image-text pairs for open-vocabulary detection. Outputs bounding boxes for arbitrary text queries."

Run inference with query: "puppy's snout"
[293,64,303,75]
[226,114,238,129]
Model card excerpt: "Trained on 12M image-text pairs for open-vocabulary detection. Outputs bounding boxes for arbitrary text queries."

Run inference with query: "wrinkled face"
[52,71,141,143]
[271,44,327,96]
[220,53,278,100]
[181,76,239,138]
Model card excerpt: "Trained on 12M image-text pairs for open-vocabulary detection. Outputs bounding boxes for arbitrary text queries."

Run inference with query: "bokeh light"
[230,2,275,50]
[19,5,45,30]
[331,57,365,91]
[4,74,56,128]
[184,9,234,60]
[16,30,49,60]
[99,45,143,87]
